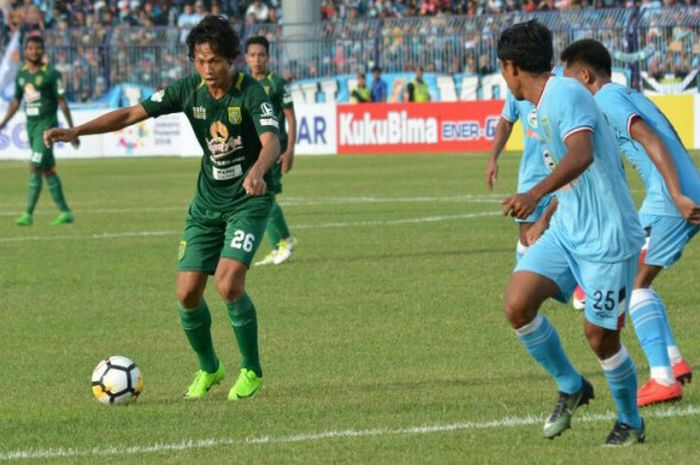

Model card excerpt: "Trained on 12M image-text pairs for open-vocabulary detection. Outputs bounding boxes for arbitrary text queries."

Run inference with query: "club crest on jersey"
[35,75,43,86]
[227,106,242,124]
[263,85,270,95]
[527,109,538,128]
[178,240,187,260]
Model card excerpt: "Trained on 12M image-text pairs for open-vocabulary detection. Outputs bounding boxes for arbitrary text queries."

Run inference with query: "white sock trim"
[668,345,683,365]
[514,313,544,337]
[650,366,675,386]
[599,345,629,371]
[629,288,657,314]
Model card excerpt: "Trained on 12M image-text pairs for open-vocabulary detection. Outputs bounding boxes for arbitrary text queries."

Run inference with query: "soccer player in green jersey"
[45,16,281,401]
[0,35,78,226]
[245,36,298,266]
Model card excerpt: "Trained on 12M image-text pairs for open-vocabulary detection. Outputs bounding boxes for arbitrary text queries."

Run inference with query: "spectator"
[404,66,430,102]
[370,65,388,102]
[177,3,203,42]
[350,72,372,103]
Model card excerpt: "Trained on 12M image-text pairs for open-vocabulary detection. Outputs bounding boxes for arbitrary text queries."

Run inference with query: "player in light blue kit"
[486,90,555,261]
[561,39,700,407]
[497,21,646,445]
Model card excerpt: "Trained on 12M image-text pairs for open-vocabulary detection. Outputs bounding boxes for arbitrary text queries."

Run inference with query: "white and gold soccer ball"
[91,356,143,405]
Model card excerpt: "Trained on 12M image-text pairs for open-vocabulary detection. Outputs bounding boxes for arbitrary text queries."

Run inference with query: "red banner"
[336,101,504,154]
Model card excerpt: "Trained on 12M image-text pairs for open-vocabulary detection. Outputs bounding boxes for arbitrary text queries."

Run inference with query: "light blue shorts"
[639,213,699,268]
[514,230,639,330]
[515,194,554,224]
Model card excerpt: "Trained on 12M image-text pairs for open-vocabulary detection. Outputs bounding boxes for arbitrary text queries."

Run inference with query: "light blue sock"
[629,288,674,384]
[515,240,528,263]
[600,346,642,429]
[515,314,582,394]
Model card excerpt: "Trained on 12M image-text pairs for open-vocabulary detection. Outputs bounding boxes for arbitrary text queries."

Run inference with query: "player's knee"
[504,292,536,329]
[584,324,619,359]
[176,286,201,309]
[216,280,245,301]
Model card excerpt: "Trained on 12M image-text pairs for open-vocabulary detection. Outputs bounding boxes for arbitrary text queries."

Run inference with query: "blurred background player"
[499,20,646,445]
[0,35,78,226]
[561,39,700,407]
[370,66,387,103]
[45,16,281,402]
[245,35,298,266]
[350,72,371,103]
[486,88,555,262]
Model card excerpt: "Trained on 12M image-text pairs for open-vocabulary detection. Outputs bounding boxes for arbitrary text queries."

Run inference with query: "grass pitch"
[0,153,698,464]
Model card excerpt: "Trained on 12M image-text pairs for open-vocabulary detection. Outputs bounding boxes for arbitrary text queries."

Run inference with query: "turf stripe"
[1,404,698,461]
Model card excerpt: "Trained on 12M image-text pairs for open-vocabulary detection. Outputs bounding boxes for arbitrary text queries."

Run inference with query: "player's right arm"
[629,117,700,224]
[44,104,150,147]
[486,117,514,190]
[0,98,21,130]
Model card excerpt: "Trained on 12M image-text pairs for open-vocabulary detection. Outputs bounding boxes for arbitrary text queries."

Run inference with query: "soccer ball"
[91,355,143,405]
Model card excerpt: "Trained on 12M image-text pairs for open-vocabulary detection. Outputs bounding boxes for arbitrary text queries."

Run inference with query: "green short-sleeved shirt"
[257,72,293,147]
[141,72,280,211]
[15,64,64,127]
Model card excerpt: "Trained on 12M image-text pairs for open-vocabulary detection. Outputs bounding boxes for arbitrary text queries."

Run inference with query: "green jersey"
[14,64,65,124]
[141,72,280,211]
[256,72,293,145]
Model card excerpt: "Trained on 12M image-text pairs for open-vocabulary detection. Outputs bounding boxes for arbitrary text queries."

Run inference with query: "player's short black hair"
[24,35,44,49]
[186,15,240,62]
[371,66,381,73]
[245,35,270,54]
[497,20,552,73]
[560,39,612,76]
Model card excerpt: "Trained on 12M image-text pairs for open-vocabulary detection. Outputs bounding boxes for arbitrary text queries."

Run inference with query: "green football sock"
[25,172,43,214]
[266,201,290,248]
[45,173,70,212]
[178,299,219,373]
[226,293,262,377]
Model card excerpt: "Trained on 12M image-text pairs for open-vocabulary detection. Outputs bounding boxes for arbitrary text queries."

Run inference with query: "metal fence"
[30,6,700,102]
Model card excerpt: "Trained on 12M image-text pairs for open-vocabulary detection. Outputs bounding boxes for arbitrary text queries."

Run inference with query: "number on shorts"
[591,287,627,311]
[231,230,255,252]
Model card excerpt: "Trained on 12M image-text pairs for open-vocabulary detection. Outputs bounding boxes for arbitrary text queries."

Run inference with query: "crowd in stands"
[0,1,697,102]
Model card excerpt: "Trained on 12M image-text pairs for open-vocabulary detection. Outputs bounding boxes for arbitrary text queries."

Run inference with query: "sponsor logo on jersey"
[151,90,165,103]
[23,83,40,103]
[260,117,279,128]
[56,79,65,95]
[19,78,25,86]
[260,102,274,117]
[178,241,187,260]
[193,106,206,120]
[212,164,243,181]
[207,120,243,158]
[339,111,438,145]
[228,106,242,124]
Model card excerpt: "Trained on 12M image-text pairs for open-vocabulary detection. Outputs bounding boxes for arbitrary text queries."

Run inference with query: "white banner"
[293,103,337,155]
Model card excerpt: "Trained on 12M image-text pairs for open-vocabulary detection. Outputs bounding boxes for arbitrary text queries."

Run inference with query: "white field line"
[1,404,698,461]
[0,195,503,217]
[0,212,502,243]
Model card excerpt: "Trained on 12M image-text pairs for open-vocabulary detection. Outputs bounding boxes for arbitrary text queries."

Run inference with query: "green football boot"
[228,368,263,401]
[543,377,594,439]
[15,211,32,226]
[184,363,226,400]
[605,419,646,446]
[50,211,74,225]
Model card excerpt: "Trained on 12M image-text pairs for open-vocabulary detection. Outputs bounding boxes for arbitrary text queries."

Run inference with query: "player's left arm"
[281,107,296,174]
[57,97,80,148]
[244,132,281,196]
[503,131,593,218]
[630,117,700,223]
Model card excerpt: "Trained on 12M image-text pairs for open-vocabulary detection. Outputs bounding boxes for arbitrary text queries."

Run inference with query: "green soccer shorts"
[27,121,55,169]
[177,195,273,272]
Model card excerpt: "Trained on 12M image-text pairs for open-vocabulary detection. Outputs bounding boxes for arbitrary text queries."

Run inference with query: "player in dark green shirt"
[45,16,281,401]
[0,35,78,226]
[245,36,298,266]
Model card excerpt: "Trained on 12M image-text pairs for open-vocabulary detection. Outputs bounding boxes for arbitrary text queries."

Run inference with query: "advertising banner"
[337,101,503,154]
[293,103,337,155]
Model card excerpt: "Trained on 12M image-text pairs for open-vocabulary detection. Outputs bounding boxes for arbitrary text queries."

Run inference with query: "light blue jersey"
[501,91,548,193]
[595,82,700,218]
[536,77,644,262]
